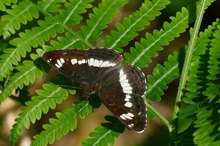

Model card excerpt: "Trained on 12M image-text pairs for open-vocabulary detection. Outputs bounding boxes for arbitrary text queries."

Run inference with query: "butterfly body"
[43,48,147,132]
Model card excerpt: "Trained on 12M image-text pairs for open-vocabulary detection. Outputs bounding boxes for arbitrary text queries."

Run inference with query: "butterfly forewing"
[43,49,91,84]
[42,48,123,85]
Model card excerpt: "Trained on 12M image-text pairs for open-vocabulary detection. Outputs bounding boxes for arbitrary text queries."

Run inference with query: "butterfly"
[42,48,147,133]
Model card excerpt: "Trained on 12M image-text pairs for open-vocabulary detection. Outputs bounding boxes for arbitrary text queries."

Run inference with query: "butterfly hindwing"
[99,88,146,132]
[99,65,147,132]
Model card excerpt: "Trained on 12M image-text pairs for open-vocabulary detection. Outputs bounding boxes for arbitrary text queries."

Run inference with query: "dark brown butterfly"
[42,48,147,132]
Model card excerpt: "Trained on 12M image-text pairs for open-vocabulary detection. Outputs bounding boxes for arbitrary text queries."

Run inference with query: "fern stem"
[171,0,207,140]
[145,100,172,132]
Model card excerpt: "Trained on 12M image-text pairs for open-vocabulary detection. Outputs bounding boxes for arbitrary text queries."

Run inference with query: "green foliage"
[146,52,181,101]
[31,107,78,146]
[178,18,220,146]
[101,0,171,52]
[124,7,188,67]
[0,0,219,145]
[10,83,70,145]
[82,116,125,146]
[0,60,43,104]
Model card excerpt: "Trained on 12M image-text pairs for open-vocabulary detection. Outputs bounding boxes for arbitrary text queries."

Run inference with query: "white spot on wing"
[100,61,109,67]
[124,102,132,108]
[60,58,65,63]
[88,58,116,67]
[47,58,52,62]
[120,113,134,120]
[94,59,100,67]
[128,123,134,128]
[55,58,65,68]
[125,94,131,101]
[71,59,77,65]
[119,69,133,94]
[119,73,126,81]
[88,58,94,66]
[78,59,87,65]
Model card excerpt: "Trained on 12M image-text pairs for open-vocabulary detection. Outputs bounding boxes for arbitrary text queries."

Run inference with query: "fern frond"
[10,84,69,145]
[193,101,220,146]
[0,1,39,38]
[0,0,93,80]
[31,98,95,146]
[174,124,195,146]
[204,27,220,99]
[82,116,125,146]
[37,0,65,13]
[0,17,64,80]
[55,0,92,26]
[192,19,220,62]
[182,19,220,105]
[43,32,85,51]
[101,0,170,52]
[31,107,77,146]
[146,52,181,101]
[193,23,220,146]
[180,18,220,146]
[0,0,17,12]
[124,7,189,67]
[0,60,42,104]
[77,95,102,119]
[77,0,128,42]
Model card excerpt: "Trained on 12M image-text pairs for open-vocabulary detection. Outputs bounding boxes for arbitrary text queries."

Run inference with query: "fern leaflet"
[31,107,77,146]
[124,7,189,67]
[0,1,39,38]
[0,0,17,11]
[31,98,96,146]
[82,116,125,146]
[77,0,128,42]
[0,60,42,104]
[10,84,69,145]
[101,0,170,52]
[146,52,181,101]
[193,22,220,146]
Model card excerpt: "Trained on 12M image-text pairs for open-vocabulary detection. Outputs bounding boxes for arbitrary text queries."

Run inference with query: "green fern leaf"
[56,0,93,26]
[193,23,220,146]
[31,107,77,146]
[9,84,69,145]
[191,19,220,62]
[0,48,20,81]
[0,17,64,80]
[43,32,85,51]
[77,0,128,42]
[180,17,220,146]
[174,124,195,146]
[0,1,39,38]
[124,7,189,67]
[0,60,42,104]
[203,27,220,99]
[82,116,125,146]
[183,19,220,105]
[0,0,17,12]
[31,97,96,146]
[193,102,220,146]
[101,0,170,52]
[37,0,65,13]
[146,52,180,101]
[76,95,102,119]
